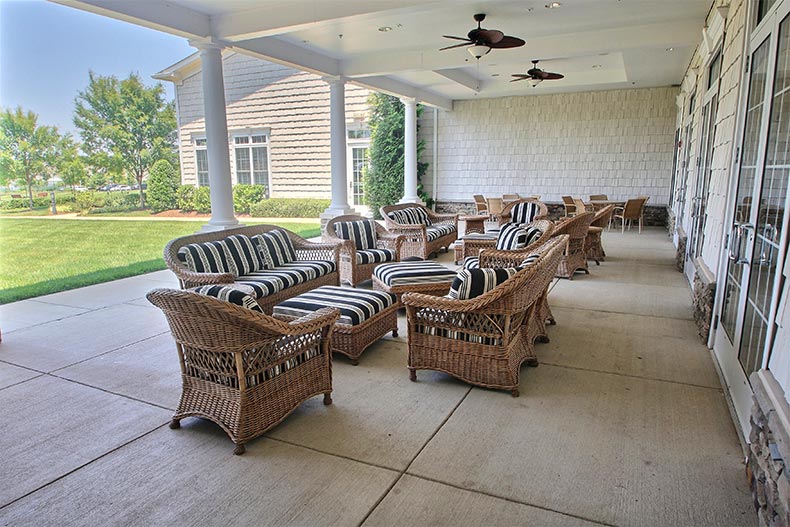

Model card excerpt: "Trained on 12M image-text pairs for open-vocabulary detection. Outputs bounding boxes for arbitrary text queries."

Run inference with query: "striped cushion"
[334,219,378,250]
[278,260,336,278]
[356,248,397,264]
[177,241,234,274]
[234,274,285,299]
[273,286,396,326]
[520,253,540,268]
[523,226,543,247]
[414,324,501,346]
[374,261,456,286]
[388,207,430,226]
[511,202,538,224]
[447,267,519,300]
[252,230,296,267]
[223,234,265,276]
[462,256,480,270]
[462,232,498,241]
[426,224,456,241]
[191,284,263,313]
[496,223,529,251]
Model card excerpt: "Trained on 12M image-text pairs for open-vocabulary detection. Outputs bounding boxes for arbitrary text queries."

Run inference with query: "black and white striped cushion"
[223,234,265,275]
[496,223,529,251]
[356,248,397,264]
[389,207,430,226]
[279,260,336,277]
[233,274,283,299]
[447,267,519,300]
[462,256,480,270]
[252,230,296,267]
[523,226,543,247]
[178,241,234,274]
[520,253,541,268]
[191,284,263,312]
[414,324,501,346]
[374,261,456,286]
[426,224,456,241]
[511,202,538,224]
[273,286,396,326]
[236,264,320,298]
[334,219,378,250]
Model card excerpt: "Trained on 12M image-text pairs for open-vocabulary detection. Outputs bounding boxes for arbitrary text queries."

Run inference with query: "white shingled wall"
[176,52,370,198]
[420,87,678,205]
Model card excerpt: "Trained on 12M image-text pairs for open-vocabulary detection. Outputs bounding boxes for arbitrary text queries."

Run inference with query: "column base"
[320,205,357,228]
[200,218,243,232]
[398,196,426,205]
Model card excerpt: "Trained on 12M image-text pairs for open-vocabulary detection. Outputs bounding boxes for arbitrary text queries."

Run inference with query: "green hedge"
[233,184,267,214]
[249,198,330,218]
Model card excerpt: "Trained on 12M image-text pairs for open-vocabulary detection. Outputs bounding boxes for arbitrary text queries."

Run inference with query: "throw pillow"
[252,229,296,267]
[496,223,529,251]
[192,284,263,313]
[223,234,265,276]
[334,219,378,250]
[178,241,234,274]
[447,267,519,300]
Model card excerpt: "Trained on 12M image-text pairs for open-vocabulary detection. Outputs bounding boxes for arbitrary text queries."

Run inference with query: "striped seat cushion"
[447,267,520,300]
[374,261,456,287]
[462,232,498,241]
[356,248,397,265]
[234,262,334,299]
[510,202,539,224]
[233,274,285,299]
[177,240,234,274]
[426,223,456,241]
[191,284,264,313]
[273,286,396,326]
[279,260,336,277]
[496,223,530,251]
[334,219,378,250]
[252,230,296,267]
[223,234,266,275]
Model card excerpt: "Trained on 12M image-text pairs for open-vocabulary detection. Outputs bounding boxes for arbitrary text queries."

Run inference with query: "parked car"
[73,186,89,192]
[98,184,117,191]
[111,185,132,191]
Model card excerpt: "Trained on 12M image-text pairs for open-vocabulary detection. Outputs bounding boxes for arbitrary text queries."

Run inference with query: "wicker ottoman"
[372,261,457,302]
[273,286,398,365]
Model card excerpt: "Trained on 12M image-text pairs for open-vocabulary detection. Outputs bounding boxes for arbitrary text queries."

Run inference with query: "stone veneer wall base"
[675,227,687,273]
[692,257,716,343]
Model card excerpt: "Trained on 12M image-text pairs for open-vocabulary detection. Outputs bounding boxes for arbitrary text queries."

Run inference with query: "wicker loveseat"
[402,235,566,396]
[380,203,458,260]
[164,224,340,313]
[322,214,404,286]
[147,288,338,455]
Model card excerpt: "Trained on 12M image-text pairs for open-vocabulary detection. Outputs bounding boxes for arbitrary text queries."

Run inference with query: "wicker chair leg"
[536,335,550,344]
[409,369,417,382]
[233,443,246,456]
[350,358,359,366]
[323,392,333,405]
[392,328,398,337]
[169,418,181,429]
[510,389,520,397]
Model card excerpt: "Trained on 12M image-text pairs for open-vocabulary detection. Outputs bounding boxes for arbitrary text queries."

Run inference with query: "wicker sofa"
[402,235,566,396]
[380,203,458,260]
[322,214,404,286]
[164,224,340,313]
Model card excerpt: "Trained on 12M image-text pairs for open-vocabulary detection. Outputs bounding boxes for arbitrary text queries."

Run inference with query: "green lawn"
[0,218,321,304]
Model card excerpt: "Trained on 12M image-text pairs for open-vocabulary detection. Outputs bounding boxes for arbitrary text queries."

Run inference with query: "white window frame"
[193,136,209,187]
[231,130,271,195]
[346,122,371,211]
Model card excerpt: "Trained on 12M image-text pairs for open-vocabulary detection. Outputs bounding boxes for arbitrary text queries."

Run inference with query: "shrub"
[75,192,98,212]
[177,185,195,211]
[233,184,267,214]
[147,159,180,213]
[192,186,212,213]
[249,198,330,218]
[0,197,52,210]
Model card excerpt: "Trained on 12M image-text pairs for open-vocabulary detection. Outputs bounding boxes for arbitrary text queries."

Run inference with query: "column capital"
[322,75,347,85]
[400,97,417,106]
[188,37,226,52]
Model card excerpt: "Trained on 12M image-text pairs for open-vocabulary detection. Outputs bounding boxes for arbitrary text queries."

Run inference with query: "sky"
[0,0,194,135]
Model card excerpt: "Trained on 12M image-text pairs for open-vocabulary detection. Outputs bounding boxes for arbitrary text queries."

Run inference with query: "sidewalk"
[0,213,319,223]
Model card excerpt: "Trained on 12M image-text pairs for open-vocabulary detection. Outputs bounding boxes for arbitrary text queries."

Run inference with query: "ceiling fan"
[511,60,565,86]
[440,13,526,60]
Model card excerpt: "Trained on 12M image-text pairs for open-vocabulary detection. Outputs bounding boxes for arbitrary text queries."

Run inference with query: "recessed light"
[666,47,674,52]
[378,26,393,32]
[492,73,500,77]
[592,64,602,69]
[545,2,561,8]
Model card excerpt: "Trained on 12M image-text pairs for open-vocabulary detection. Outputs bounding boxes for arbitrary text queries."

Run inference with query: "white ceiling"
[54,0,710,109]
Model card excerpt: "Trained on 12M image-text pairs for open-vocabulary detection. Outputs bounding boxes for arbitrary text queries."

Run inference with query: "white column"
[320,76,354,222]
[190,39,239,231]
[399,97,424,204]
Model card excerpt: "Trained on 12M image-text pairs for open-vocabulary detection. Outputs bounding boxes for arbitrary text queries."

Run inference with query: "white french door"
[348,143,369,215]
[714,0,790,436]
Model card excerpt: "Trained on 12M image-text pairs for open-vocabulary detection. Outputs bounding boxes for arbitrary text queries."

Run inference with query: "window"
[234,134,269,187]
[194,138,209,187]
[347,129,371,140]
[708,51,722,91]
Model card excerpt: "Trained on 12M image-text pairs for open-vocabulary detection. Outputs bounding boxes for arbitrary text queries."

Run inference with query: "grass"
[0,218,321,304]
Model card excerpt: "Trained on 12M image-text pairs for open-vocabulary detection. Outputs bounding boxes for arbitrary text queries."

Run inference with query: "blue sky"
[0,0,194,135]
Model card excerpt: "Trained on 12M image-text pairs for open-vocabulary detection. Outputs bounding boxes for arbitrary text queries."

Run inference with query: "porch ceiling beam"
[341,19,701,78]
[434,69,481,92]
[234,37,340,76]
[351,76,453,112]
[50,0,211,39]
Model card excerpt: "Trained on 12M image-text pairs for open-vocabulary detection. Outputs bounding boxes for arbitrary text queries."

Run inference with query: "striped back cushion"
[511,202,538,224]
[389,207,430,226]
[523,226,543,247]
[520,253,540,268]
[447,267,519,300]
[334,219,378,250]
[496,223,529,251]
[252,230,296,267]
[178,241,234,274]
[223,234,265,275]
[192,284,264,313]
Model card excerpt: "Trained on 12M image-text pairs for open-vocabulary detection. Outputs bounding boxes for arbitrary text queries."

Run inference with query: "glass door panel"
[689,93,719,259]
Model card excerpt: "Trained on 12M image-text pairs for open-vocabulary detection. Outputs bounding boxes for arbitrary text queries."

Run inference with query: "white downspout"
[432,107,438,211]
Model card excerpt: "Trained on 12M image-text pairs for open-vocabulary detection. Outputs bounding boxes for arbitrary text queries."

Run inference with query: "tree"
[146,159,180,213]
[74,72,177,207]
[363,93,430,219]
[0,107,64,209]
[59,138,88,191]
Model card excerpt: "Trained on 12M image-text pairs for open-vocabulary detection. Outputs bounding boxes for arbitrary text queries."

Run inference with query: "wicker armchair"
[561,196,577,217]
[585,204,615,264]
[163,224,340,313]
[552,212,595,279]
[613,196,650,233]
[146,288,339,455]
[473,194,488,214]
[403,236,567,396]
[495,198,549,225]
[380,203,458,260]
[323,215,404,286]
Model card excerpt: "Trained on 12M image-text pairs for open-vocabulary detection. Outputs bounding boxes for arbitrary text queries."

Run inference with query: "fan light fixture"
[529,78,543,87]
[468,44,491,59]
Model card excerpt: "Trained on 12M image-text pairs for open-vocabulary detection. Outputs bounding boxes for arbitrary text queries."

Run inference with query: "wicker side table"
[453,233,498,264]
[372,261,457,303]
[459,214,489,235]
[273,286,398,365]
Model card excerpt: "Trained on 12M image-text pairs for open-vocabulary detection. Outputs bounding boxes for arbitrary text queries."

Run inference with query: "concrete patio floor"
[0,228,756,526]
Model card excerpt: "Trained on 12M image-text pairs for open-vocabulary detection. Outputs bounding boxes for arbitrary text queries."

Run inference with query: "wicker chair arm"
[533,214,549,221]
[377,233,405,254]
[429,212,459,226]
[294,241,341,264]
[176,269,235,288]
[402,292,484,312]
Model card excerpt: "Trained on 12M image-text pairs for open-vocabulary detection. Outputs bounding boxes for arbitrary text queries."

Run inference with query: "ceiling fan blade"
[510,77,528,82]
[489,35,526,49]
[511,74,530,78]
[439,41,473,51]
[543,72,564,80]
[442,35,472,42]
[474,29,504,44]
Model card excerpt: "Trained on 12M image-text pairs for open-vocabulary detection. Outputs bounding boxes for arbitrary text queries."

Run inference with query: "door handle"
[758,224,778,267]
[737,223,754,265]
[728,223,742,262]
